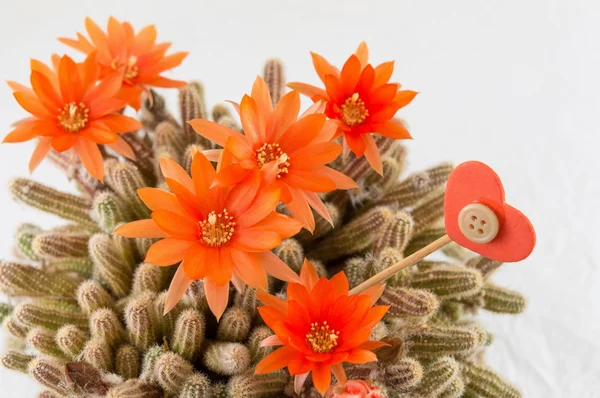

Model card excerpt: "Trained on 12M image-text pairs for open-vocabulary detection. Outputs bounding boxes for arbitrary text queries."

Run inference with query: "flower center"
[57,102,89,133]
[306,321,340,353]
[111,55,139,82]
[340,93,369,127]
[198,209,236,247]
[255,143,290,178]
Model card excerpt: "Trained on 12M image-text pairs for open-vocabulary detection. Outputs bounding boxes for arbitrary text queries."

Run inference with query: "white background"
[0,0,599,396]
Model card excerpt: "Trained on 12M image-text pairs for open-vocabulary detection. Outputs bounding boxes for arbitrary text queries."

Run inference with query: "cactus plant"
[0,34,526,398]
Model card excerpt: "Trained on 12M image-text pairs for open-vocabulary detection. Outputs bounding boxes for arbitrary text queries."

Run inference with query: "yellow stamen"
[306,321,340,353]
[57,102,89,133]
[340,92,369,127]
[255,143,290,179]
[111,55,139,81]
[199,209,235,247]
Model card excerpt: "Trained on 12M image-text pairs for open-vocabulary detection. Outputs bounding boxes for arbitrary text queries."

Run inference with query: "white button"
[457,203,499,244]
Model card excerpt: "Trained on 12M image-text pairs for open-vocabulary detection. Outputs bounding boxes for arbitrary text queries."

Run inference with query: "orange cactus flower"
[3,53,141,181]
[189,76,357,232]
[114,151,303,320]
[288,42,417,175]
[255,260,390,396]
[325,379,384,398]
[59,17,188,110]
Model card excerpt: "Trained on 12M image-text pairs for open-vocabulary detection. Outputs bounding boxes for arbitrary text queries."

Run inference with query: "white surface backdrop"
[0,0,599,396]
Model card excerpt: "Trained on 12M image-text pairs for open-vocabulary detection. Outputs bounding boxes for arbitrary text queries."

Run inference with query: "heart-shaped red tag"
[444,161,536,262]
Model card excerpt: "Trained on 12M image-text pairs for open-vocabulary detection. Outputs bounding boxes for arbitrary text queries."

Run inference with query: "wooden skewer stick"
[349,234,453,295]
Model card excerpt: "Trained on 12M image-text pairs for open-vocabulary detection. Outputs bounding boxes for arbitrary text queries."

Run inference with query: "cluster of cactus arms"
[0,59,525,398]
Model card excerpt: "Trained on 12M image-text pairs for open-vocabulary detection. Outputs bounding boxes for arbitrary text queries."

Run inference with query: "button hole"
[477,228,484,235]
[471,215,477,221]
[469,224,475,230]
[480,220,486,226]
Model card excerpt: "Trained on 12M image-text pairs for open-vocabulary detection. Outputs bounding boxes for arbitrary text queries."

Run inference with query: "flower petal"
[137,187,187,216]
[329,271,350,298]
[239,94,265,144]
[230,228,282,252]
[379,119,413,140]
[2,125,38,143]
[331,363,347,385]
[182,244,212,280]
[96,114,142,133]
[300,259,319,290]
[204,277,230,321]
[313,166,358,190]
[286,82,328,101]
[145,238,196,266]
[114,219,170,238]
[212,163,251,188]
[79,125,118,144]
[286,187,315,232]
[289,142,341,170]
[224,168,260,215]
[340,54,362,93]
[164,265,192,315]
[359,340,391,350]
[191,151,216,198]
[13,91,54,120]
[134,24,157,53]
[355,41,369,67]
[58,55,83,103]
[107,136,136,160]
[285,169,336,192]
[255,345,297,374]
[260,335,283,348]
[301,191,332,226]
[359,284,386,306]
[28,137,53,173]
[362,305,390,329]
[289,356,314,375]
[160,157,195,193]
[345,348,377,364]
[249,212,302,240]
[86,70,125,108]
[75,139,104,181]
[311,363,332,395]
[152,209,200,240]
[394,90,418,108]
[251,76,273,122]
[254,250,301,283]
[209,247,233,286]
[363,134,383,175]
[85,17,111,56]
[230,250,268,290]
[345,133,367,157]
[236,187,280,228]
[294,373,310,395]
[255,290,287,314]
[311,52,340,83]
[374,61,395,87]
[30,71,61,112]
[278,114,326,154]
[268,90,302,141]
[224,135,253,162]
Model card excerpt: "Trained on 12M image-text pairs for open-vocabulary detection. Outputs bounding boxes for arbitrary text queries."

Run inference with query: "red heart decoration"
[444,161,536,262]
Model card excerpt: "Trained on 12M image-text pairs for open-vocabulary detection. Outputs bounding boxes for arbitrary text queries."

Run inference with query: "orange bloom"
[189,76,357,232]
[115,151,303,320]
[3,53,141,181]
[255,260,389,396]
[326,380,384,398]
[59,17,188,110]
[288,42,417,174]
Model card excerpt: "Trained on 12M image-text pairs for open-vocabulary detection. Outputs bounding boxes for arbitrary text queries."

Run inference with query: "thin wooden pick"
[349,234,452,295]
